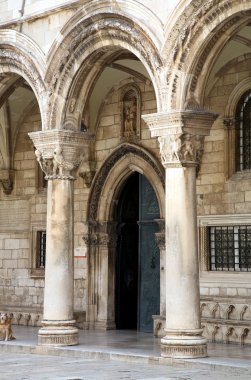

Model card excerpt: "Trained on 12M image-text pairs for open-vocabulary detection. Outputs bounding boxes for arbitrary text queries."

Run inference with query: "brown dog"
[0,313,15,341]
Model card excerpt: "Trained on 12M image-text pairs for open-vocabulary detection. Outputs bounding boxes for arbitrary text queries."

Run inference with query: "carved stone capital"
[83,221,117,247]
[142,111,218,169]
[29,130,94,180]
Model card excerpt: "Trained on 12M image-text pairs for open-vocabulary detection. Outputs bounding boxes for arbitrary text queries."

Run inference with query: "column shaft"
[29,129,94,347]
[161,165,206,358]
[165,166,200,330]
[44,179,74,321]
[142,110,217,358]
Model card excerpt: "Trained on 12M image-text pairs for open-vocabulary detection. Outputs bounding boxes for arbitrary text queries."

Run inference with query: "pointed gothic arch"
[84,143,165,329]
[88,143,165,222]
[163,0,251,109]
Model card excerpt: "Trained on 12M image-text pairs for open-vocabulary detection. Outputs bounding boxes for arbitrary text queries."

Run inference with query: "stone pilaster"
[29,129,93,346]
[84,221,117,330]
[154,219,166,315]
[143,110,217,358]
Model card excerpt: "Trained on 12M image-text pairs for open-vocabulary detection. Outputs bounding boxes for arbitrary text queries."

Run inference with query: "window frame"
[208,225,251,272]
[198,215,251,280]
[30,225,46,278]
[235,90,251,172]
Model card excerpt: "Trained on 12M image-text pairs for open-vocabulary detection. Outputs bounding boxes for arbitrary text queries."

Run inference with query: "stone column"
[29,129,93,346]
[143,111,217,358]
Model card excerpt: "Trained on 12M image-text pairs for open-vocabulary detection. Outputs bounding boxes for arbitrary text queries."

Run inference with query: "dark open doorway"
[115,172,160,332]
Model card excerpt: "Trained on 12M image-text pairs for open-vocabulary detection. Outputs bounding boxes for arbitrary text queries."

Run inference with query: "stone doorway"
[115,172,160,332]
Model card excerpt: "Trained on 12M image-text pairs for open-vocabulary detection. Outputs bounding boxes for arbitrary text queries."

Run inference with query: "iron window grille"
[209,225,251,272]
[36,231,46,269]
[235,90,251,172]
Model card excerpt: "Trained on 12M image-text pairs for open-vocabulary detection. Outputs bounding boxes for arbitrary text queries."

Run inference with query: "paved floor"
[1,351,251,380]
[0,326,251,379]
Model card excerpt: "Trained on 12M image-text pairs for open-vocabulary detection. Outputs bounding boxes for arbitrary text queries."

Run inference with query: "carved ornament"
[162,0,247,108]
[79,170,96,188]
[0,169,15,194]
[83,221,117,247]
[142,111,217,168]
[88,144,164,221]
[223,117,235,128]
[29,130,94,180]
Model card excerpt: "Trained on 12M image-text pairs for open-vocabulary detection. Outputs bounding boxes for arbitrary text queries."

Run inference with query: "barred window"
[235,90,251,171]
[36,231,46,269]
[209,225,251,272]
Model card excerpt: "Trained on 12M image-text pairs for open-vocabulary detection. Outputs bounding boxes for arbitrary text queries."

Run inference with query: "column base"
[38,320,79,346]
[161,329,207,358]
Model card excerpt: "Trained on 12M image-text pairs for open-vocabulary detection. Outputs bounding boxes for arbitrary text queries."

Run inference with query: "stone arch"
[88,143,165,222]
[225,77,251,118]
[85,143,164,329]
[45,11,163,131]
[224,77,251,178]
[0,30,47,129]
[163,0,251,109]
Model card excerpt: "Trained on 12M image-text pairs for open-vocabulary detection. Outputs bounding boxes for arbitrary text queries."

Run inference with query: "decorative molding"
[0,48,46,112]
[46,14,162,129]
[88,143,164,221]
[29,130,94,180]
[161,343,207,359]
[163,0,251,109]
[198,214,251,227]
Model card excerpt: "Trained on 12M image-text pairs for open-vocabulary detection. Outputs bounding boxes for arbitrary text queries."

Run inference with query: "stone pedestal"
[143,111,217,358]
[29,129,93,346]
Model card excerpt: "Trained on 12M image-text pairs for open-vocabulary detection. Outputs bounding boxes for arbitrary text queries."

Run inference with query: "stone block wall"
[95,79,158,168]
[197,57,251,215]
[0,76,158,327]
[196,56,251,343]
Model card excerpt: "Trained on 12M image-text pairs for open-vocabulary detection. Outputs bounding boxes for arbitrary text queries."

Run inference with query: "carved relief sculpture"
[158,133,205,168]
[121,86,141,139]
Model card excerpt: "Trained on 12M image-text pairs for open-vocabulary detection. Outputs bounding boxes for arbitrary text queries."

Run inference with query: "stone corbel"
[79,161,96,188]
[142,110,218,170]
[223,117,235,129]
[0,169,15,194]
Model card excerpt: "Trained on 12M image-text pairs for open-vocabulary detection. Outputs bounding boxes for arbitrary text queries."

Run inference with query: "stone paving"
[1,327,251,379]
[1,351,251,380]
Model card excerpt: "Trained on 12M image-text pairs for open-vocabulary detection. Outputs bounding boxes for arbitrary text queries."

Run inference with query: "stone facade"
[0,0,250,356]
